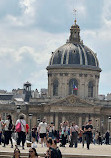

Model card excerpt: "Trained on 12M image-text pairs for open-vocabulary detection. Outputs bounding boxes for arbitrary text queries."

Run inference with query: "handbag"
[15,122,21,132]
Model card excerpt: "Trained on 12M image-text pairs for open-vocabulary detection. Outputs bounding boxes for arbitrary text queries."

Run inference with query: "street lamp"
[108,117,111,131]
[37,118,40,126]
[17,105,21,113]
[29,113,33,142]
[16,105,21,120]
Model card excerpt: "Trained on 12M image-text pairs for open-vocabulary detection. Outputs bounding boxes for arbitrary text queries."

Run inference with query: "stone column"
[85,116,89,123]
[50,115,54,123]
[32,116,36,127]
[78,116,82,128]
[62,115,65,122]
[55,113,58,130]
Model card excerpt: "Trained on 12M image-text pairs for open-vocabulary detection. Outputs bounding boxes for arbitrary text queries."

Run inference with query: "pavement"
[0,141,111,157]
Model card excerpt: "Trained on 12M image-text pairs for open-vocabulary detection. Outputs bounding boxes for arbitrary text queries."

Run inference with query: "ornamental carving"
[68,97,76,104]
[68,97,79,104]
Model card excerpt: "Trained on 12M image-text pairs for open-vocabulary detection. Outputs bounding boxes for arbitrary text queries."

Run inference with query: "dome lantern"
[69,20,81,44]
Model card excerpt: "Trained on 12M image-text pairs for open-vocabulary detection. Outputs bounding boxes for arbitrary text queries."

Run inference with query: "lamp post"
[29,113,33,142]
[17,105,21,113]
[37,118,40,126]
[108,117,111,131]
[16,105,21,120]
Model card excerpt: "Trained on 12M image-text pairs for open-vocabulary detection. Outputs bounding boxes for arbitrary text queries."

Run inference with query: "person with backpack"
[15,113,26,149]
[45,138,59,158]
[2,114,13,148]
[52,139,62,158]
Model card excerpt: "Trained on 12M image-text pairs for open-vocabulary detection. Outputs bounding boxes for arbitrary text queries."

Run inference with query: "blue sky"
[0,0,111,96]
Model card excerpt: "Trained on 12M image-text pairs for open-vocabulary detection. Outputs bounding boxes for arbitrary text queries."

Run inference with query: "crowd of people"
[0,114,111,157]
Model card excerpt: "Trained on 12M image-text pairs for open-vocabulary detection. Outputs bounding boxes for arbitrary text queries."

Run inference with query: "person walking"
[98,132,102,145]
[105,130,110,145]
[85,119,93,150]
[3,114,13,148]
[82,122,86,147]
[32,125,37,143]
[60,121,68,147]
[16,114,26,149]
[48,122,55,139]
[38,118,47,147]
[69,122,79,148]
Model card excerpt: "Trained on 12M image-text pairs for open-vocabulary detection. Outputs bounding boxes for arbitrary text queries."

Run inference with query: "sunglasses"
[29,151,34,153]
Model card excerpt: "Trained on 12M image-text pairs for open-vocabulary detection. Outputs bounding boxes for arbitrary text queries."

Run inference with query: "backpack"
[56,147,62,158]
[8,122,13,131]
[50,147,60,158]
[15,122,21,132]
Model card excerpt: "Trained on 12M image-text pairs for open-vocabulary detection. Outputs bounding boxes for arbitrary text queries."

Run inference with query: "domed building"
[1,19,111,135]
[47,20,101,99]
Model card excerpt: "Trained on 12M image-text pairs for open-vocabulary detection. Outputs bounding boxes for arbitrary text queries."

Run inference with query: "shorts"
[32,132,36,138]
[40,133,46,138]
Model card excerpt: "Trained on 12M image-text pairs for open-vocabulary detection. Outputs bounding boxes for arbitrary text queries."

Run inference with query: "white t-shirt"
[4,120,9,131]
[16,119,26,132]
[39,122,47,133]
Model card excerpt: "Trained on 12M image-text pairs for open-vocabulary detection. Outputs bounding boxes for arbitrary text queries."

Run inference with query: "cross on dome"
[73,9,77,25]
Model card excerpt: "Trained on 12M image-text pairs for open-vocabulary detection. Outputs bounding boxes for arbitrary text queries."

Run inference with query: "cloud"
[65,0,86,22]
[0,22,67,91]
[0,0,110,96]
[19,0,36,15]
[102,0,111,27]
[99,71,111,95]
[79,1,111,95]
[2,0,38,27]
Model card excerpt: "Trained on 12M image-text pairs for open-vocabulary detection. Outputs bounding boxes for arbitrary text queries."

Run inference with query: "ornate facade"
[0,20,111,134]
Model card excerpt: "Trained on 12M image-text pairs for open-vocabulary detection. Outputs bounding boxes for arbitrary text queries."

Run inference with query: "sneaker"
[41,144,43,147]
[22,146,25,150]
[69,145,73,148]
[44,143,46,147]
[11,145,13,148]
[2,145,5,147]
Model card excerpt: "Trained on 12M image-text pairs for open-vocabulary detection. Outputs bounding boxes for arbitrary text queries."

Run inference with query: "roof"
[47,22,101,71]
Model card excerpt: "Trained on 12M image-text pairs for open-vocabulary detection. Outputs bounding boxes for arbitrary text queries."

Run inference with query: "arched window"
[69,78,78,95]
[88,81,93,97]
[53,79,58,96]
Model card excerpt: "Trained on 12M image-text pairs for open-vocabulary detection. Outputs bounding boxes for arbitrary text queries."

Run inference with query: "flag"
[73,84,78,90]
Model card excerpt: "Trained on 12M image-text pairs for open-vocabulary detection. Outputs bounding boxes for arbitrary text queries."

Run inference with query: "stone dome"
[47,21,101,72]
[49,43,99,67]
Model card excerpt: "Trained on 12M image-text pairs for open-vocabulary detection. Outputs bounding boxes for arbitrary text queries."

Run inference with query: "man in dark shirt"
[85,119,93,150]
[82,122,87,148]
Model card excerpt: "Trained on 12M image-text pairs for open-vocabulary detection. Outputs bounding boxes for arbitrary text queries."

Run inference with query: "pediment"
[49,95,95,107]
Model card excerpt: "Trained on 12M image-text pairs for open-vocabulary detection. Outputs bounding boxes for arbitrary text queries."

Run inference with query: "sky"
[0,0,111,95]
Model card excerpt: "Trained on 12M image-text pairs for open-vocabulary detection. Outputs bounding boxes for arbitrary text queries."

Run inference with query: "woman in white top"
[3,114,13,148]
[16,114,26,149]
